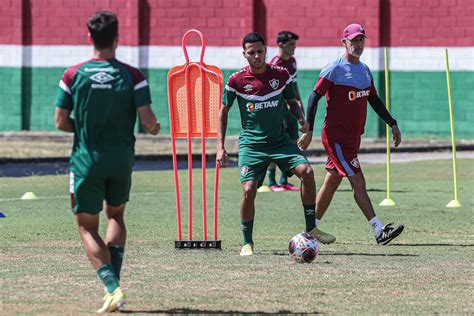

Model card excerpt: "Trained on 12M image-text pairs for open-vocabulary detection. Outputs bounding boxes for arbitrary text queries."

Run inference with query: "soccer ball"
[288,232,320,263]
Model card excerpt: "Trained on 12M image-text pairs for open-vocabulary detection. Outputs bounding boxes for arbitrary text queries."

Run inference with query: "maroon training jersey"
[314,56,377,143]
[268,55,298,83]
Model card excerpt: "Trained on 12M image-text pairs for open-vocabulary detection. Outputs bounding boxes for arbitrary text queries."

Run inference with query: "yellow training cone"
[446,199,461,208]
[379,198,396,206]
[21,192,38,200]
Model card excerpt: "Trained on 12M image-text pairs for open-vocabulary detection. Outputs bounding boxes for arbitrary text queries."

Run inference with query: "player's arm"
[284,80,308,133]
[54,108,75,133]
[367,95,401,147]
[217,105,230,167]
[293,81,304,111]
[137,105,160,135]
[287,98,308,133]
[297,91,323,150]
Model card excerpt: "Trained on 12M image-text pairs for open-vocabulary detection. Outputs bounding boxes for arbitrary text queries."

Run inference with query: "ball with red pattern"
[288,232,320,263]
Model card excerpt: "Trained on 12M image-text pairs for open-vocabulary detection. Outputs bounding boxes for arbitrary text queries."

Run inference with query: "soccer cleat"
[240,243,254,256]
[269,185,287,192]
[280,183,300,191]
[376,223,404,245]
[97,287,126,313]
[257,185,272,193]
[309,227,336,244]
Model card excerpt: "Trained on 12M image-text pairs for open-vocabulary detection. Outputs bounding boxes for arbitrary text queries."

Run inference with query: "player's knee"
[350,176,366,190]
[105,203,126,220]
[327,175,343,188]
[299,165,314,182]
[242,185,257,201]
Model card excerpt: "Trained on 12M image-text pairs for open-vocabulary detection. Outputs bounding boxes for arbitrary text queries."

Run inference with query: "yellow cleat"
[240,243,254,256]
[309,227,336,244]
[257,185,271,193]
[97,287,126,313]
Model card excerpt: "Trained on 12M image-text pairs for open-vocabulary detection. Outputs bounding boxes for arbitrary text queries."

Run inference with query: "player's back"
[61,58,144,153]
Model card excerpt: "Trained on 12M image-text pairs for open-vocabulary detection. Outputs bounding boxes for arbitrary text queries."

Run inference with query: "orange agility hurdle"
[167,29,223,249]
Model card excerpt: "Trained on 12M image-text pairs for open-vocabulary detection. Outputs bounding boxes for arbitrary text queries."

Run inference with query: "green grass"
[1,159,473,314]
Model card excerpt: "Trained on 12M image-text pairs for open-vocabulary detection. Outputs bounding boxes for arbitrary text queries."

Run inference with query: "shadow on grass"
[338,188,408,193]
[323,252,418,257]
[121,309,319,314]
[391,243,474,247]
[271,251,417,257]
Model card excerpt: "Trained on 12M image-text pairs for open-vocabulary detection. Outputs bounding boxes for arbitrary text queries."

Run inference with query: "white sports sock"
[369,216,383,237]
[315,219,321,227]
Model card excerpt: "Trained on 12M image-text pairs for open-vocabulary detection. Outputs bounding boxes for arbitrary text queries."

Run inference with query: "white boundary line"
[0,45,473,71]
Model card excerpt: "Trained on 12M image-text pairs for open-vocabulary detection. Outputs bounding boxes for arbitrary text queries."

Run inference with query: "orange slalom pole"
[184,65,193,240]
[200,65,208,240]
[168,81,182,241]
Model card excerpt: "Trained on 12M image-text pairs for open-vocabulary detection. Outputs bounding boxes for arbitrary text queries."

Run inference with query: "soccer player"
[54,11,160,312]
[299,23,404,245]
[216,32,336,256]
[259,31,303,193]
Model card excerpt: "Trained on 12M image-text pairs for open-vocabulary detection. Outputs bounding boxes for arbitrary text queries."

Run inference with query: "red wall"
[0,0,472,47]
[390,0,474,46]
[262,0,381,47]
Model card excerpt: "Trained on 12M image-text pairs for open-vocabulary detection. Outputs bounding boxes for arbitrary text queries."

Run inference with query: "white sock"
[315,219,321,227]
[369,216,383,237]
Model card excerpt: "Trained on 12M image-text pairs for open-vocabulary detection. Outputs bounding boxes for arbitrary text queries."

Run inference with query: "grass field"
[1,159,473,314]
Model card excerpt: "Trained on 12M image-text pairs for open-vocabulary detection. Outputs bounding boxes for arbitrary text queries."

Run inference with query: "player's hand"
[216,148,228,167]
[150,122,161,135]
[299,120,309,134]
[298,131,313,150]
[392,125,401,147]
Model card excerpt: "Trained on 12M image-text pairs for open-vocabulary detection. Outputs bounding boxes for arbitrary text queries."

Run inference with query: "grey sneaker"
[309,227,336,244]
[376,223,404,245]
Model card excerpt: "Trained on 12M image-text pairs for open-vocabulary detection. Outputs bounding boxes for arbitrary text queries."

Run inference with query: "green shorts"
[69,159,133,214]
[284,111,299,140]
[239,142,309,183]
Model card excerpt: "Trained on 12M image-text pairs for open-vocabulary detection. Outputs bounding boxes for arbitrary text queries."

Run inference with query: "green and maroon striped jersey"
[222,64,297,149]
[55,58,152,171]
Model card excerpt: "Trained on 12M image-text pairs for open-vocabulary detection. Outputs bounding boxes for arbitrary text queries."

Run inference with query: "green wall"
[0,68,23,131]
[0,67,472,139]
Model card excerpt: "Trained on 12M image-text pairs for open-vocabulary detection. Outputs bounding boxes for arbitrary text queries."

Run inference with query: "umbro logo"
[344,72,353,79]
[90,72,115,84]
[243,84,253,92]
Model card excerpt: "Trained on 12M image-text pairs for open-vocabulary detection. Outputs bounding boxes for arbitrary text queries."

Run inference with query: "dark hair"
[276,31,299,44]
[242,32,265,49]
[87,11,118,50]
